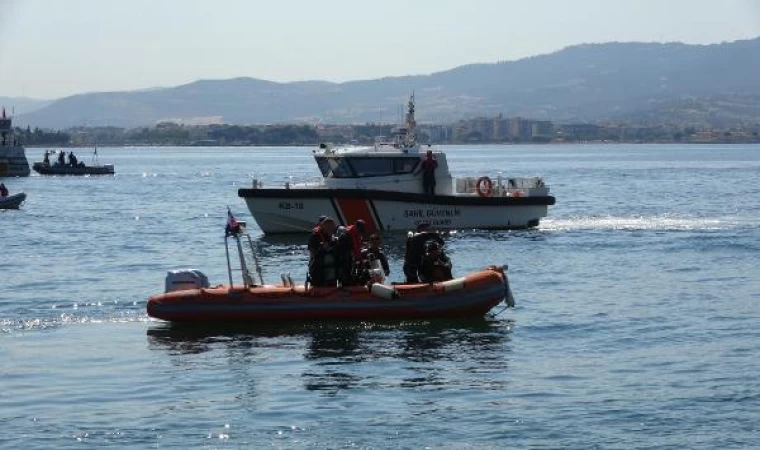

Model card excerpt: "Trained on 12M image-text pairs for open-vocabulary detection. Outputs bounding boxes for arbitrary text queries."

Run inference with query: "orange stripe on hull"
[335,198,378,233]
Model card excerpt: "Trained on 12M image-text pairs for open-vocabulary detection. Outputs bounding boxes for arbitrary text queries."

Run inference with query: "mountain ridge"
[17,37,760,128]
[0,96,54,116]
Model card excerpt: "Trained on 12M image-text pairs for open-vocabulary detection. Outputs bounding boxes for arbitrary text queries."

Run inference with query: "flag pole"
[225,234,234,286]
[224,206,235,286]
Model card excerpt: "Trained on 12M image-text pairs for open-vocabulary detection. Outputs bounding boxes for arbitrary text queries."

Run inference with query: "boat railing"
[251,175,421,191]
[224,224,264,288]
[454,175,549,197]
[250,177,325,190]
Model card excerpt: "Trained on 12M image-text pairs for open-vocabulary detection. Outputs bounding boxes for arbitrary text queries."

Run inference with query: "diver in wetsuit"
[335,220,367,287]
[308,217,338,287]
[403,223,445,283]
[419,240,453,283]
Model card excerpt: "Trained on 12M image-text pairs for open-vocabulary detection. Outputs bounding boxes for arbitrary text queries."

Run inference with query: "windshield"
[315,156,419,178]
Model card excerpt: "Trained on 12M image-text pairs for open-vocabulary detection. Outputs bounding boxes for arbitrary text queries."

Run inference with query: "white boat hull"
[239,188,554,234]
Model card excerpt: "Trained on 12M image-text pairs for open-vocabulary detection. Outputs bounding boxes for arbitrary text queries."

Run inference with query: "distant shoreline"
[24,140,760,149]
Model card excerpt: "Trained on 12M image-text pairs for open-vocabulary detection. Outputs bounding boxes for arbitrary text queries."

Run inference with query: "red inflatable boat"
[147,266,513,323]
[147,218,515,323]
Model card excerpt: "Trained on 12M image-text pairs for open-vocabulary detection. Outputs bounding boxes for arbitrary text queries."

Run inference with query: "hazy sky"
[0,0,758,99]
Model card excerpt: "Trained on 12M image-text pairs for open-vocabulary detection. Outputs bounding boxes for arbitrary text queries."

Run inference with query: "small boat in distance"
[33,149,114,176]
[0,192,26,209]
[238,94,556,234]
[147,216,515,323]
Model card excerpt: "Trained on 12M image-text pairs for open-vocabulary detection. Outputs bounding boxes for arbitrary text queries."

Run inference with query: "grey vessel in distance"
[0,108,30,177]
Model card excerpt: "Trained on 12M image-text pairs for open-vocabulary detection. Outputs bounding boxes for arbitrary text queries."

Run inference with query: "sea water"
[1,144,759,449]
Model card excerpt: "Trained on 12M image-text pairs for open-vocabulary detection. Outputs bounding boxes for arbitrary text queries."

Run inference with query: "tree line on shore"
[14,121,760,147]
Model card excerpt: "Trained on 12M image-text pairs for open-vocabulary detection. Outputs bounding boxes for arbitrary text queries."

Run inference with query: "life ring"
[476,176,493,197]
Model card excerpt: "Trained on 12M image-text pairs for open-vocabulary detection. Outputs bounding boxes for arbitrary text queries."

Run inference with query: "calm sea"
[1,144,759,449]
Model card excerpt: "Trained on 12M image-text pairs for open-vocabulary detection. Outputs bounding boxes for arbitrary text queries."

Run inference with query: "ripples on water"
[1,144,759,448]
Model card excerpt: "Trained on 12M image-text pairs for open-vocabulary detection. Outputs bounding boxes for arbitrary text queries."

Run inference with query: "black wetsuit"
[403,231,444,283]
[419,253,453,283]
[308,228,338,287]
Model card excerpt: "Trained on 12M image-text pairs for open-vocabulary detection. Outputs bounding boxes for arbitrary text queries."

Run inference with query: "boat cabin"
[312,144,453,194]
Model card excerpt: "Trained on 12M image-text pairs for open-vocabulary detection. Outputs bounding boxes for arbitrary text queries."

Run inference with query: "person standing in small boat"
[68,151,78,167]
[308,217,338,287]
[421,150,438,195]
[419,240,453,283]
[403,223,445,283]
[43,150,50,166]
[0,183,8,197]
[57,151,65,166]
[336,219,367,286]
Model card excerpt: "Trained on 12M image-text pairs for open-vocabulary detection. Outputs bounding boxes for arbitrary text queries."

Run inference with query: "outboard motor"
[164,269,210,293]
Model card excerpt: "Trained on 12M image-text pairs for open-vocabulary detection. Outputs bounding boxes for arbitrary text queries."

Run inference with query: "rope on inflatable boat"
[491,302,511,317]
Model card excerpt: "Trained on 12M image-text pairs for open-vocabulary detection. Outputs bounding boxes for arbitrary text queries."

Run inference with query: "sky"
[0,0,758,99]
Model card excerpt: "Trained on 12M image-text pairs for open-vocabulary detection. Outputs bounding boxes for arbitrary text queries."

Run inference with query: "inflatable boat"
[147,213,515,323]
[147,265,513,323]
[0,192,26,209]
[33,162,114,175]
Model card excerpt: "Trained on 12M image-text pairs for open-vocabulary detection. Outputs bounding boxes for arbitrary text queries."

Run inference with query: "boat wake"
[1,300,150,334]
[540,215,746,232]
[1,314,151,334]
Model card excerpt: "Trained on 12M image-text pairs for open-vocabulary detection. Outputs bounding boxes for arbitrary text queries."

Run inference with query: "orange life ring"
[476,176,493,197]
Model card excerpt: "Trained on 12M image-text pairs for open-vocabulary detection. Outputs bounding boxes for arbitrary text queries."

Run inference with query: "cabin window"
[315,156,419,178]
[350,157,419,177]
[349,158,393,177]
[315,156,355,178]
[328,157,354,177]
[315,157,331,177]
[393,158,418,174]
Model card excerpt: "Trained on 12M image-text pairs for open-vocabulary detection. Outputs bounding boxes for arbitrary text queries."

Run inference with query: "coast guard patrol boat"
[238,95,556,234]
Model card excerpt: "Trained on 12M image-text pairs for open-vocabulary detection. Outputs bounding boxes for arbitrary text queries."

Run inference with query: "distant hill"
[613,94,760,128]
[18,37,760,129]
[0,97,53,116]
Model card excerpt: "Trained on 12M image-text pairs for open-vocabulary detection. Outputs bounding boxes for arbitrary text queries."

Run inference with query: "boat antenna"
[404,92,417,147]
[92,136,100,165]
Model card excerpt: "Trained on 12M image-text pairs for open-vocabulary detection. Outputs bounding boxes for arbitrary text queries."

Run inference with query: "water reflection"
[147,319,511,357]
[146,322,313,354]
[147,318,514,395]
[303,319,514,393]
[305,325,362,361]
